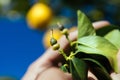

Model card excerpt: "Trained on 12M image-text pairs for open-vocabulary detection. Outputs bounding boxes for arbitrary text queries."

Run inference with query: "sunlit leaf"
[77,36,118,55]
[77,36,118,72]
[77,10,96,39]
[71,57,88,80]
[104,29,120,49]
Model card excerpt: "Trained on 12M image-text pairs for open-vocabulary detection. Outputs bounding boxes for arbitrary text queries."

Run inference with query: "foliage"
[51,10,120,80]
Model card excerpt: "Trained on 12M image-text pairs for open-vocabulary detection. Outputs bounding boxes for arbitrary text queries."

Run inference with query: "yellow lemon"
[43,29,62,48]
[26,3,52,29]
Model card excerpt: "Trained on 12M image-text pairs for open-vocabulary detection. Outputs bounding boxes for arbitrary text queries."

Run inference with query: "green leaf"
[104,29,120,49]
[77,36,118,72]
[90,67,112,80]
[70,60,81,80]
[60,64,68,72]
[88,54,113,73]
[77,45,101,54]
[82,58,112,80]
[77,10,96,39]
[82,58,108,73]
[77,36,118,55]
[96,25,120,36]
[94,67,112,80]
[75,53,113,73]
[71,57,88,80]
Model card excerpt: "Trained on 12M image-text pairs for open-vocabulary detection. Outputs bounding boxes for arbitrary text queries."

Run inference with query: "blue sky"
[0,18,45,79]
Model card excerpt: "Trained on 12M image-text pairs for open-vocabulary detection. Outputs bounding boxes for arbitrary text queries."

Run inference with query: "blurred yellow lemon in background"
[43,26,77,48]
[26,3,52,30]
[43,29,62,48]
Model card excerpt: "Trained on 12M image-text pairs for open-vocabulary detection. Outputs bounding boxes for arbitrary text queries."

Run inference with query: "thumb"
[37,67,72,80]
[110,73,120,80]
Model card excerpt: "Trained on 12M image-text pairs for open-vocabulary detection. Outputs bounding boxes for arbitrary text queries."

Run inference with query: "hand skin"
[22,21,120,80]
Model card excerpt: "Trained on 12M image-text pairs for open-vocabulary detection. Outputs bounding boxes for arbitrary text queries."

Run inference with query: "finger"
[88,71,98,80]
[36,67,73,80]
[93,21,110,30]
[110,73,120,80]
[36,67,98,80]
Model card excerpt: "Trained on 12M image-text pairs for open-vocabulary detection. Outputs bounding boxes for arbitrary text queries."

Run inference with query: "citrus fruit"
[26,3,52,29]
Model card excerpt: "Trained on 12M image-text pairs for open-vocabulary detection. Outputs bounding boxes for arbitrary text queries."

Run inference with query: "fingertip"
[88,71,98,80]
[93,21,110,30]
[37,67,72,80]
[110,72,120,80]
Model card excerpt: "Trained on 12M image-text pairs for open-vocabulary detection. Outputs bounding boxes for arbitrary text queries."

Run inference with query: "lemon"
[26,3,52,29]
[43,29,62,48]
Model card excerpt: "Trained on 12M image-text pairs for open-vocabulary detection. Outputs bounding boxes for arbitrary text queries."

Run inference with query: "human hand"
[22,21,120,80]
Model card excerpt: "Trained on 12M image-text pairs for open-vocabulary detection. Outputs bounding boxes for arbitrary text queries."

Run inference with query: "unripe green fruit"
[61,28,69,35]
[53,44,60,50]
[50,37,57,46]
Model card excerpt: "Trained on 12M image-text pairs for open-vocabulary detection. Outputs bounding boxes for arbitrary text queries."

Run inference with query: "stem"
[65,34,72,46]
[59,48,76,61]
[67,52,75,60]
[59,49,68,61]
